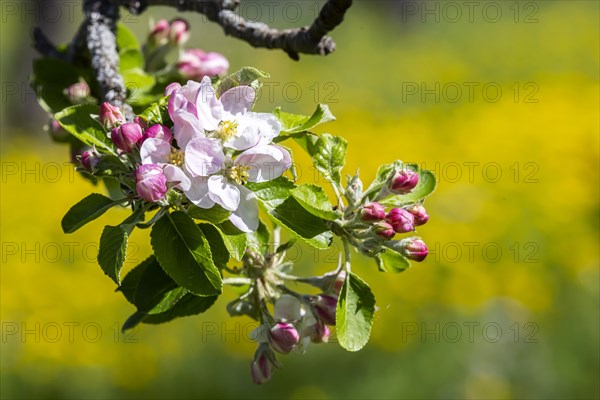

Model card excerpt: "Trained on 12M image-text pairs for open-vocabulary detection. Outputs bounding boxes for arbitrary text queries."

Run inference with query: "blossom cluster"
[91,77,292,232]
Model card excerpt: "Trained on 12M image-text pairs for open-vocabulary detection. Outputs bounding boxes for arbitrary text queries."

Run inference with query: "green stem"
[342,237,352,273]
[223,277,252,286]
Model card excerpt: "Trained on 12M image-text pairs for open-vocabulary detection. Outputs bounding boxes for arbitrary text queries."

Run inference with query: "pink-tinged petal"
[140,138,171,164]
[207,175,240,211]
[184,137,225,177]
[229,185,259,232]
[224,124,260,151]
[180,80,202,103]
[164,82,181,97]
[184,176,215,208]
[235,145,291,182]
[195,76,223,131]
[172,111,204,149]
[240,112,281,145]
[220,86,255,116]
[163,164,191,191]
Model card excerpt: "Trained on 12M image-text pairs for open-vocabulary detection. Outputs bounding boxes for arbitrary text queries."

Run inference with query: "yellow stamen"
[225,165,251,185]
[168,148,184,166]
[217,120,238,141]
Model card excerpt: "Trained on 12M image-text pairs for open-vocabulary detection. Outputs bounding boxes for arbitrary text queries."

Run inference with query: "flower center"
[225,165,251,185]
[168,148,184,166]
[216,120,238,142]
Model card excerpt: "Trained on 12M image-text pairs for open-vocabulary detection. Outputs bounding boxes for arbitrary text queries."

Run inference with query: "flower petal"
[207,175,240,211]
[235,145,291,182]
[172,110,204,150]
[140,138,171,164]
[184,176,215,208]
[184,137,225,177]
[245,112,282,145]
[220,85,256,116]
[229,185,259,232]
[195,76,223,131]
[163,164,191,191]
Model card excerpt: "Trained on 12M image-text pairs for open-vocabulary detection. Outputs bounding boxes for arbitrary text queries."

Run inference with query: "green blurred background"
[1,1,599,398]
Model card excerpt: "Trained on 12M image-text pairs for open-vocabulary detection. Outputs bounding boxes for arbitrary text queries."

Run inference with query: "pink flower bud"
[373,221,396,239]
[268,322,300,354]
[408,205,429,226]
[135,164,167,202]
[177,49,229,80]
[65,81,90,103]
[386,208,415,233]
[149,19,170,45]
[142,124,173,144]
[164,82,181,97]
[390,169,419,194]
[111,123,143,152]
[80,150,98,172]
[360,202,386,221]
[169,18,190,46]
[99,102,125,130]
[314,294,338,326]
[251,344,276,385]
[401,238,428,262]
[307,321,331,344]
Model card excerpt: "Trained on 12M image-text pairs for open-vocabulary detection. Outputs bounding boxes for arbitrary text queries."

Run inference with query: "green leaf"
[216,67,270,96]
[198,223,230,268]
[119,256,201,330]
[138,97,169,125]
[31,58,82,113]
[379,169,438,207]
[61,193,117,233]
[312,134,347,184]
[143,293,218,325]
[151,211,222,296]
[188,204,231,224]
[97,208,146,284]
[116,23,140,52]
[247,220,270,253]
[97,226,128,284]
[270,197,333,249]
[247,178,333,249]
[55,105,118,156]
[120,48,144,71]
[246,177,296,210]
[274,104,335,134]
[123,69,156,99]
[221,230,247,261]
[336,272,376,352]
[290,184,341,220]
[376,248,411,273]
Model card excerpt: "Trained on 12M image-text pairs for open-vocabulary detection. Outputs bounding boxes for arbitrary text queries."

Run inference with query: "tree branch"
[116,0,353,60]
[84,0,129,108]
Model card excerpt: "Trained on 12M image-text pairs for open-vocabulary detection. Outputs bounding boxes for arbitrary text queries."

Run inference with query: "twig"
[117,0,353,60]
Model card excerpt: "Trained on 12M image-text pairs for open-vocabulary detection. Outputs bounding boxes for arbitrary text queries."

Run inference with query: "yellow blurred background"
[1,1,598,398]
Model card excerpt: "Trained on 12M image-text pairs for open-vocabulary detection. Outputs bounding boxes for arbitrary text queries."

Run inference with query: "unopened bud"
[177,49,229,80]
[99,102,125,130]
[408,205,429,226]
[373,220,396,239]
[111,123,143,152]
[169,18,190,46]
[149,19,170,46]
[269,323,300,354]
[80,150,99,172]
[307,320,331,344]
[390,169,419,194]
[314,294,338,326]
[400,238,428,261]
[251,344,277,385]
[360,202,386,221]
[135,164,167,202]
[386,208,415,233]
[65,81,90,103]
